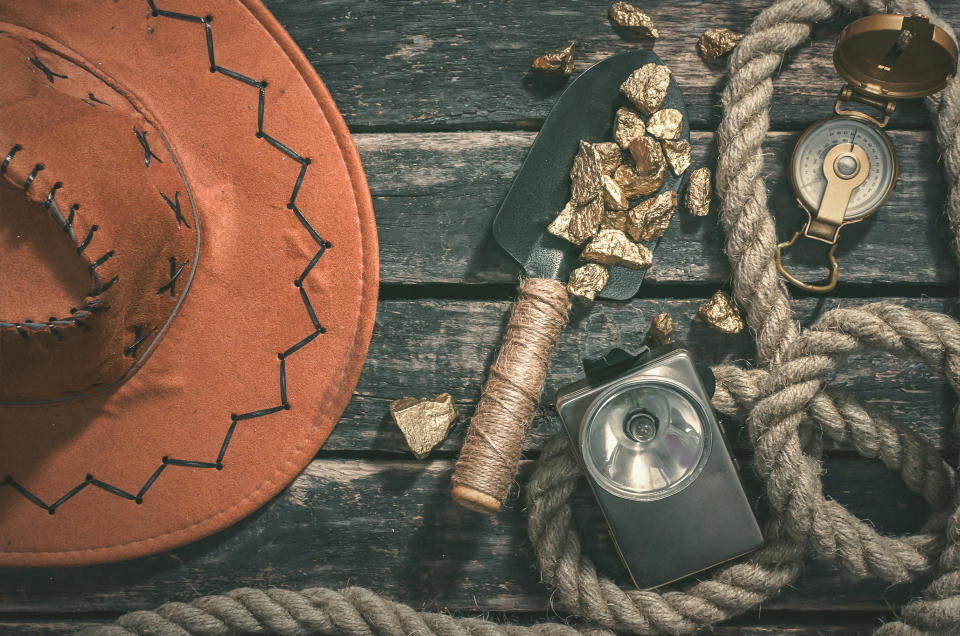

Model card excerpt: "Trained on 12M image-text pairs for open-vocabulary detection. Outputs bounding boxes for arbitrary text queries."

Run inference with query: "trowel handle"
[451,278,571,513]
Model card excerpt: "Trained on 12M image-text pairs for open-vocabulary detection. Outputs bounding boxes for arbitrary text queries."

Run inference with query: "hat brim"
[0,0,378,566]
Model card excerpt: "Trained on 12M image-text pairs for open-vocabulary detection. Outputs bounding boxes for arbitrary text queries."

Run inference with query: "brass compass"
[777,14,957,293]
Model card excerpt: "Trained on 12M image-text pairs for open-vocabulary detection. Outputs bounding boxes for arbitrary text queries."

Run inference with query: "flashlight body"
[556,347,763,590]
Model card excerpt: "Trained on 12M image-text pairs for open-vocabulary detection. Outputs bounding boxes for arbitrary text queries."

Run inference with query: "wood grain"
[0,457,937,615]
[264,0,957,130]
[326,295,958,454]
[358,131,956,288]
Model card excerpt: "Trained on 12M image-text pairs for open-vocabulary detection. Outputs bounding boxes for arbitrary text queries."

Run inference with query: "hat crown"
[0,33,198,404]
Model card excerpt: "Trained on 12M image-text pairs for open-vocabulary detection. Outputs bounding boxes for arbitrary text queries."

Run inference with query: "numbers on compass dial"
[792,117,897,220]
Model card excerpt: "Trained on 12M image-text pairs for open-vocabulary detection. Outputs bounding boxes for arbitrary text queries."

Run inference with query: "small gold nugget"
[390,394,460,459]
[548,197,603,245]
[532,41,576,76]
[698,28,744,61]
[620,63,671,115]
[650,313,675,347]
[686,167,712,216]
[602,175,630,211]
[646,109,683,140]
[570,140,604,205]
[567,263,610,301]
[698,291,745,334]
[616,136,667,197]
[626,191,678,242]
[662,139,692,176]
[600,206,628,232]
[608,2,660,38]
[613,107,646,148]
[582,229,653,269]
[593,141,622,175]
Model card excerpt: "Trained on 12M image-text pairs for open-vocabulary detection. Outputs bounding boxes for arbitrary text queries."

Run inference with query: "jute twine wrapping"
[83,0,960,633]
[451,277,570,513]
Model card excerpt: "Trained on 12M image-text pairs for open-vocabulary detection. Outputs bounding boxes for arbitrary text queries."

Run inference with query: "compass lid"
[834,14,957,100]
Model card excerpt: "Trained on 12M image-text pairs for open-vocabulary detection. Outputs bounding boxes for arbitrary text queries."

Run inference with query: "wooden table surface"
[4,1,960,633]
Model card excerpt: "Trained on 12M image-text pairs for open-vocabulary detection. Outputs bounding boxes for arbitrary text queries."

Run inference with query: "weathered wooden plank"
[0,457,938,615]
[327,296,958,454]
[0,620,893,635]
[358,131,955,288]
[264,0,954,130]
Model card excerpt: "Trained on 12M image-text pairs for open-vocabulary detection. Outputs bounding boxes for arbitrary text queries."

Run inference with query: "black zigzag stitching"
[1,2,334,515]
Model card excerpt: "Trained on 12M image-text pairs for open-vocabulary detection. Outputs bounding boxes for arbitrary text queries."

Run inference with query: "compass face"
[791,117,898,221]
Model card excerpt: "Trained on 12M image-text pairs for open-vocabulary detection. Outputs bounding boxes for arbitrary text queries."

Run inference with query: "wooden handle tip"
[451,485,501,514]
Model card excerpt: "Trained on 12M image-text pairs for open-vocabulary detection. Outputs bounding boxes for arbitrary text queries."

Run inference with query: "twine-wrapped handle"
[451,278,571,513]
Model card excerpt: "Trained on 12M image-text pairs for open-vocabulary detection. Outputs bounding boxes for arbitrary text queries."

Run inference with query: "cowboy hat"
[0,0,378,566]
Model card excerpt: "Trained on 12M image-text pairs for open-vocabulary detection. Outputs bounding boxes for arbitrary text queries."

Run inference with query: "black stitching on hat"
[28,56,67,83]
[124,325,152,357]
[1,144,22,173]
[90,250,116,271]
[134,127,163,167]
[90,275,118,296]
[204,16,216,72]
[3,1,339,514]
[88,92,109,105]
[157,258,188,297]
[23,163,43,190]
[257,81,266,134]
[77,224,99,254]
[160,190,191,229]
[64,203,78,235]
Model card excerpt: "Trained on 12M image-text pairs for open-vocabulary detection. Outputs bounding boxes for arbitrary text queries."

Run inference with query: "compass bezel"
[790,114,899,224]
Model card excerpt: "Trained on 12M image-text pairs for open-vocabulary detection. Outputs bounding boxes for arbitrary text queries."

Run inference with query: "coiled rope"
[83,0,960,633]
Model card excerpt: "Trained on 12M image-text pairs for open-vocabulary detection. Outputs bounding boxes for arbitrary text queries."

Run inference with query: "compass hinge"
[835,85,896,127]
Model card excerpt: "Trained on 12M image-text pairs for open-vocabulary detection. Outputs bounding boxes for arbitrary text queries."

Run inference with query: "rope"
[82,0,960,633]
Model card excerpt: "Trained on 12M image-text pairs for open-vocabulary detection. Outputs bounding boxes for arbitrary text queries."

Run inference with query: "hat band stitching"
[1,143,21,172]
[157,257,189,297]
[0,144,118,342]
[0,0,336,515]
[160,189,190,229]
[27,56,65,83]
[133,127,163,168]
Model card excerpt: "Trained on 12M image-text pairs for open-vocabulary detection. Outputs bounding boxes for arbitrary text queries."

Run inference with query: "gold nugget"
[593,141,622,175]
[567,263,609,301]
[600,206,628,232]
[569,196,604,242]
[582,229,653,270]
[613,107,646,149]
[532,41,576,76]
[570,140,604,205]
[646,109,683,140]
[549,198,603,245]
[650,313,675,347]
[626,191,678,242]
[698,291,745,334]
[698,28,744,61]
[602,175,629,211]
[662,139,692,176]
[390,394,460,459]
[686,167,712,216]
[616,136,667,198]
[619,63,671,115]
[608,2,660,38]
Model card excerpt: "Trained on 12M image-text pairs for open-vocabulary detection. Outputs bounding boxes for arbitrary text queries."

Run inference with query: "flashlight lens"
[581,381,711,501]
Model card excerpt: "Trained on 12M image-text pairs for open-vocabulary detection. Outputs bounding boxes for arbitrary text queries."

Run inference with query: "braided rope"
[82,0,960,634]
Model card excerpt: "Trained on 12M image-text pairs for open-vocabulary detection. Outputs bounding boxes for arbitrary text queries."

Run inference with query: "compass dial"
[791,117,897,221]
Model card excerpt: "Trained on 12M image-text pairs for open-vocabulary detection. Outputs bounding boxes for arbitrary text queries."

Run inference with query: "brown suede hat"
[0,0,378,566]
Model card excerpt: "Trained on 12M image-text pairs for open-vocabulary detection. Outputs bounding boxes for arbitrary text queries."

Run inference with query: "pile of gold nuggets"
[548,62,713,301]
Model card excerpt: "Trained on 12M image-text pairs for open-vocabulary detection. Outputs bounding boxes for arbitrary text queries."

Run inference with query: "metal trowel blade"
[493,50,689,301]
